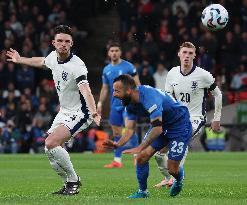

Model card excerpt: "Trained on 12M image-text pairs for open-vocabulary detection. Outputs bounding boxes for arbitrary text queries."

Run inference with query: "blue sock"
[114,136,122,158]
[176,166,184,182]
[136,162,149,191]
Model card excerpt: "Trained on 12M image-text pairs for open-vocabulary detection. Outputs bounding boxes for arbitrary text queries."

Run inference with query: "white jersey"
[165,65,215,119]
[44,51,89,113]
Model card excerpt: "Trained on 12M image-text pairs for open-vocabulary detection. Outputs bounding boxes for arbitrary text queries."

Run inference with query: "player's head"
[107,42,122,62]
[178,42,196,68]
[52,25,73,55]
[113,74,136,106]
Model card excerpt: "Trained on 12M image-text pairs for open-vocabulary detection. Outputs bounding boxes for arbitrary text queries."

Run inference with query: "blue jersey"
[102,60,137,109]
[126,85,190,138]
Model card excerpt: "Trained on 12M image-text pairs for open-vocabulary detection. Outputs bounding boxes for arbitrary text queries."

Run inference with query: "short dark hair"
[54,25,72,36]
[113,74,136,89]
[107,42,121,51]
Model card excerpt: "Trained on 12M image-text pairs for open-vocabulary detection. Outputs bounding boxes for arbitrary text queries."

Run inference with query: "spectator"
[2,81,21,99]
[141,32,159,62]
[230,64,247,91]
[139,65,155,87]
[5,63,17,88]
[33,103,52,130]
[153,63,168,91]
[0,120,20,153]
[16,65,35,91]
[30,119,45,153]
[196,46,214,73]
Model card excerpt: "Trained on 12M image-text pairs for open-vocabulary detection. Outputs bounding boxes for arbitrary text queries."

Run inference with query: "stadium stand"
[0,0,247,153]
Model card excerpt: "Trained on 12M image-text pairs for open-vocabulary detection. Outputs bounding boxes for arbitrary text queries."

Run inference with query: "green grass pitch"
[0,152,246,205]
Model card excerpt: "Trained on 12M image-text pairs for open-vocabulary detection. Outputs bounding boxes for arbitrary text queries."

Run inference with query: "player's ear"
[52,40,55,47]
[70,40,73,47]
[193,51,196,59]
[177,51,180,58]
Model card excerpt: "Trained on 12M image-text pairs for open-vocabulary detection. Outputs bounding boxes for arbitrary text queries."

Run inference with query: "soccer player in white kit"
[6,25,101,195]
[153,42,222,188]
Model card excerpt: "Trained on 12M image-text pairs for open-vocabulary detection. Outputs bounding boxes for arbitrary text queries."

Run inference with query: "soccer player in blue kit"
[97,42,140,168]
[103,74,192,197]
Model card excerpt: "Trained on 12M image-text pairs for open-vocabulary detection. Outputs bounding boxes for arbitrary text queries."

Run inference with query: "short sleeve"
[127,63,137,76]
[165,71,174,94]
[201,71,215,89]
[74,60,88,86]
[142,87,163,120]
[44,51,55,70]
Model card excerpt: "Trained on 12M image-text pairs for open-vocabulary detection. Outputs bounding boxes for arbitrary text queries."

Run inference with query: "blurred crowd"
[0,0,110,153]
[0,0,247,153]
[115,0,247,93]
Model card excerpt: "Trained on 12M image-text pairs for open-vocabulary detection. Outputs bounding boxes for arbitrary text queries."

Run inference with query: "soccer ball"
[201,4,229,31]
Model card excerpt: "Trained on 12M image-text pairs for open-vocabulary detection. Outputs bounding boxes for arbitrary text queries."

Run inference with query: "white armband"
[210,86,222,121]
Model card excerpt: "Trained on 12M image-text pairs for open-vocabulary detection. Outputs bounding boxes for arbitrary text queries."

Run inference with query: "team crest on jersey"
[62,71,68,81]
[191,81,198,91]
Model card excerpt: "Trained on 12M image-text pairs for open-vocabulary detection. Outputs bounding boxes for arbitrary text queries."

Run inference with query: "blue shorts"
[144,122,192,161]
[109,105,125,126]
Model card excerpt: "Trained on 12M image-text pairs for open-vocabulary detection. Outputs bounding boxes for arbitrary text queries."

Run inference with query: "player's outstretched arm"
[102,119,136,149]
[123,117,162,154]
[117,119,136,147]
[79,83,101,126]
[6,48,45,68]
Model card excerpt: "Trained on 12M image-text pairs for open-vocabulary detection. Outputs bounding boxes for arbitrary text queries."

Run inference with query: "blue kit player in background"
[103,74,192,198]
[97,42,140,168]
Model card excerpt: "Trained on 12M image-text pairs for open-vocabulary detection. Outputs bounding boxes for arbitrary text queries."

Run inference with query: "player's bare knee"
[168,169,178,177]
[168,165,180,176]
[45,136,58,149]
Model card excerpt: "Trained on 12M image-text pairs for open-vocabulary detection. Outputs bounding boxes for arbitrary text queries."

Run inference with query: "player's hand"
[123,146,142,154]
[92,112,101,126]
[102,140,118,149]
[6,48,21,63]
[210,121,221,132]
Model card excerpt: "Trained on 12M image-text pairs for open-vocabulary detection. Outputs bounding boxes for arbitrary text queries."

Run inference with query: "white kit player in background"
[154,42,222,188]
[6,25,101,195]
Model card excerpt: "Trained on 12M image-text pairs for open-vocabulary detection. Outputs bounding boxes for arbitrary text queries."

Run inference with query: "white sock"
[114,157,122,163]
[180,146,189,167]
[154,152,171,180]
[45,147,67,183]
[45,146,78,182]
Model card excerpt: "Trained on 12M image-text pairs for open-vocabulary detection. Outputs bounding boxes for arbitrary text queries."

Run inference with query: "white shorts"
[191,116,206,138]
[47,109,93,137]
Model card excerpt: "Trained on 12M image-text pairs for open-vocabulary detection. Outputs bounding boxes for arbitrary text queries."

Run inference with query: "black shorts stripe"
[193,119,206,138]
[76,75,87,84]
[70,91,90,135]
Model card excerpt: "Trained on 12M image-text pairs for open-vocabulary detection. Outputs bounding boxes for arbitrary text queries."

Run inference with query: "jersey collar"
[180,64,196,76]
[57,52,73,64]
